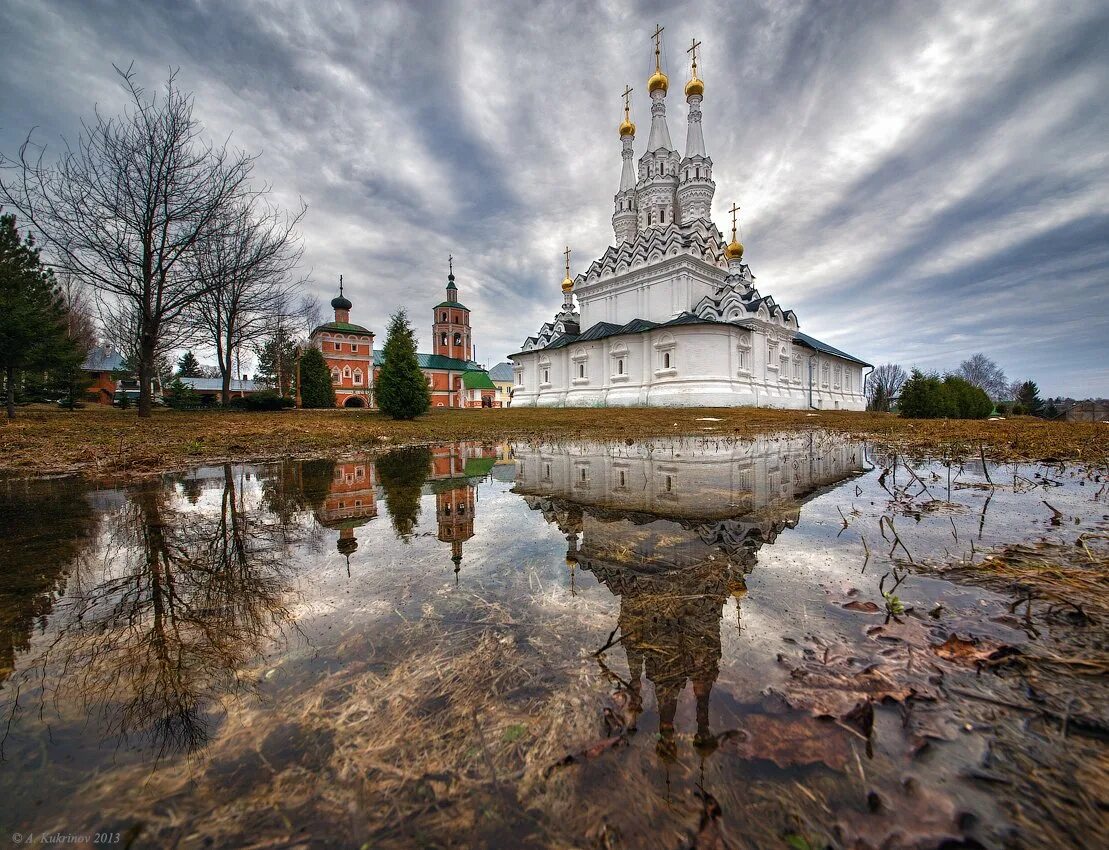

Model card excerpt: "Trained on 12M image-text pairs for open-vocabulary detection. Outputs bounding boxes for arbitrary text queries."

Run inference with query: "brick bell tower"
[432,255,472,361]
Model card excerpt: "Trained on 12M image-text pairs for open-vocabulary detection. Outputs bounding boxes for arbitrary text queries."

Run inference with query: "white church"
[509,29,869,410]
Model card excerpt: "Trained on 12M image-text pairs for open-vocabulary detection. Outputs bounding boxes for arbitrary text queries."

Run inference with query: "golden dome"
[648,68,668,94]
[684,76,704,98]
[724,239,745,261]
[727,578,748,598]
[619,117,636,137]
[561,275,574,293]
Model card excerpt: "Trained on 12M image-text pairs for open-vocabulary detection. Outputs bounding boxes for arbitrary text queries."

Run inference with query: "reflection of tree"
[0,478,96,689]
[9,465,300,761]
[260,459,336,527]
[377,447,431,540]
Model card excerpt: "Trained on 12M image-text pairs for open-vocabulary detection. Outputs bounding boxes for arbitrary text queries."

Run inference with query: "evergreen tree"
[1016,380,1043,416]
[0,212,80,418]
[376,309,429,420]
[255,331,297,395]
[297,347,335,409]
[176,350,202,377]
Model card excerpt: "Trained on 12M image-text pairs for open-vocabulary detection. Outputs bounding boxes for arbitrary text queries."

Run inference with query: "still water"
[0,433,1104,848]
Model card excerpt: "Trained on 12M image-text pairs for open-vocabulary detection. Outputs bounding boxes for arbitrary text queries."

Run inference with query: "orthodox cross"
[729,203,740,238]
[651,24,664,70]
[563,245,572,278]
[448,254,453,275]
[339,274,344,296]
[687,37,701,77]
[622,84,633,117]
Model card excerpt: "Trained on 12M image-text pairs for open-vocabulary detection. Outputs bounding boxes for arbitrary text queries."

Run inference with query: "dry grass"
[2,404,1105,478]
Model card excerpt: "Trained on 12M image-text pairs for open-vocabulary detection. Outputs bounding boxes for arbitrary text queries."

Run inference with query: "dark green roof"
[434,300,469,311]
[462,370,496,390]
[372,350,482,371]
[312,321,373,335]
[463,457,497,478]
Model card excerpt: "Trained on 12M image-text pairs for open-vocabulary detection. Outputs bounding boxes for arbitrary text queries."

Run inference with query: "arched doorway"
[343,396,366,408]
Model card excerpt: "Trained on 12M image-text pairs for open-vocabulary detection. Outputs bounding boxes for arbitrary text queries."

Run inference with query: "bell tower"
[432,255,472,361]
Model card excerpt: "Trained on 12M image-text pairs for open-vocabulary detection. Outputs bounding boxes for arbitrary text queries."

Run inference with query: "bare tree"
[866,363,907,412]
[955,353,1008,400]
[190,197,305,404]
[56,274,98,356]
[0,65,256,416]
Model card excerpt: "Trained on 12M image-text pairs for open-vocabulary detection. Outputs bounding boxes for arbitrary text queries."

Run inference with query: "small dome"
[561,275,574,294]
[648,69,668,94]
[331,294,352,310]
[684,76,704,98]
[724,239,744,261]
[619,117,636,137]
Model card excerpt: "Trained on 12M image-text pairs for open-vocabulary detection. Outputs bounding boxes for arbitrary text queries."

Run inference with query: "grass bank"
[1,404,1105,478]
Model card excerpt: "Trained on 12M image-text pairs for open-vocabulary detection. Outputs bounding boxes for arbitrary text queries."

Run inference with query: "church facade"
[310,266,498,408]
[510,30,869,409]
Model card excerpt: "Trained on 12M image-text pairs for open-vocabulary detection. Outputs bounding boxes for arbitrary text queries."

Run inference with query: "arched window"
[454,333,461,346]
[441,312,447,322]
[343,366,352,381]
[695,167,700,179]
[353,369,363,385]
[647,212,652,225]
[440,333,447,346]
[617,358,624,374]
[663,351,671,369]
[660,209,665,224]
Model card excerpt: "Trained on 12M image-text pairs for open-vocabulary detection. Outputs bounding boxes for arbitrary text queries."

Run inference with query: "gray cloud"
[2,0,1106,395]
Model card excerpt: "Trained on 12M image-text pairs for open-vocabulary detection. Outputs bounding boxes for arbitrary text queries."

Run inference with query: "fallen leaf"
[933,634,1021,667]
[843,600,881,613]
[720,712,851,770]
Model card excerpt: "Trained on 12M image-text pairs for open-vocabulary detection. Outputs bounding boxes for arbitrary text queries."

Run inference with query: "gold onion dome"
[561,274,575,293]
[724,238,745,261]
[619,116,636,137]
[684,75,703,98]
[648,68,669,94]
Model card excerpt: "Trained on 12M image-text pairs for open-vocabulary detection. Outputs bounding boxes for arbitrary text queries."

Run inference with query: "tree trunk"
[138,334,156,418]
[219,324,233,406]
[5,365,15,420]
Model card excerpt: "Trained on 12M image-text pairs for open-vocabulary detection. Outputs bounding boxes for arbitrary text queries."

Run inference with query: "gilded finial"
[648,24,669,94]
[562,246,574,294]
[724,203,744,261]
[685,37,704,98]
[619,84,636,137]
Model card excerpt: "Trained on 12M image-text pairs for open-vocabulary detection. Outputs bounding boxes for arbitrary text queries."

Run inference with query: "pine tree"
[376,309,430,420]
[254,331,297,395]
[176,350,202,377]
[297,347,335,409]
[0,212,80,418]
[1016,380,1043,416]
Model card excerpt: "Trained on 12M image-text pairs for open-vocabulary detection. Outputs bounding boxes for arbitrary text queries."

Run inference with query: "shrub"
[165,377,201,410]
[898,371,991,419]
[228,390,293,411]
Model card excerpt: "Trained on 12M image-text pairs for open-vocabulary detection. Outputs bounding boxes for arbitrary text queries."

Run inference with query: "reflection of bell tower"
[437,484,475,580]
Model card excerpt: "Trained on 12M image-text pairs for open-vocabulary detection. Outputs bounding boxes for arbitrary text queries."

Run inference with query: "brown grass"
[1,404,1105,478]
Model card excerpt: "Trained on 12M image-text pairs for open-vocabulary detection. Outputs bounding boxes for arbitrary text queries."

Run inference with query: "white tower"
[677,38,715,224]
[635,25,680,232]
[612,85,638,245]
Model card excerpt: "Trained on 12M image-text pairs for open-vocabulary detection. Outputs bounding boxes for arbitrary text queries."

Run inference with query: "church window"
[695,167,700,179]
[618,471,626,487]
[663,351,671,369]
[793,359,802,382]
[440,333,447,346]
[454,333,461,346]
[351,343,358,353]
[738,348,750,372]
[768,342,779,367]
[330,368,340,383]
[822,364,830,388]
[647,212,652,225]
[343,366,351,381]
[542,368,550,384]
[659,209,665,224]
[441,312,447,322]
[617,358,624,374]
[665,475,673,492]
[578,363,585,378]
[834,367,842,388]
[580,468,587,482]
[846,371,852,392]
[353,369,363,385]
[334,341,341,351]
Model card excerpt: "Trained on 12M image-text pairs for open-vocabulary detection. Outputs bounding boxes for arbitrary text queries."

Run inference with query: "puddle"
[0,433,1105,848]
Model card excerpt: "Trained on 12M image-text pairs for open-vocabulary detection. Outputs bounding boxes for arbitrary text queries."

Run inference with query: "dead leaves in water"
[932,633,1021,668]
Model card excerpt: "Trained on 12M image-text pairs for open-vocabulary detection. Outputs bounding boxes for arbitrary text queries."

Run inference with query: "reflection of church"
[515,434,864,759]
[313,461,378,561]
[429,442,495,578]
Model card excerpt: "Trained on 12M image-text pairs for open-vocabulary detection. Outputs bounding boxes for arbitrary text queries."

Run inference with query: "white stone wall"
[510,323,867,410]
[578,255,726,329]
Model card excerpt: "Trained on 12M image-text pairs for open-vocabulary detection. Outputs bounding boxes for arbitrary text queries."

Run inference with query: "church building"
[310,263,498,408]
[510,27,869,409]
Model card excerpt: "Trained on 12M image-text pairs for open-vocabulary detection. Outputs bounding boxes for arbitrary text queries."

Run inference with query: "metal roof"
[372,350,482,371]
[488,362,515,382]
[462,370,496,390]
[81,347,126,372]
[312,321,374,335]
[792,332,871,367]
[181,377,265,393]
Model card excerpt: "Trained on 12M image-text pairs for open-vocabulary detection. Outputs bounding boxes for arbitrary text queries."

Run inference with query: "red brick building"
[310,267,498,409]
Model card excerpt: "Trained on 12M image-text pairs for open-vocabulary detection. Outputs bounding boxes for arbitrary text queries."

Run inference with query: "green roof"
[312,321,373,335]
[434,300,469,311]
[462,370,496,390]
[463,457,497,477]
[372,350,482,371]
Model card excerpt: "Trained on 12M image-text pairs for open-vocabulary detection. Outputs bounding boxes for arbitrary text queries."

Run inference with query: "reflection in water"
[2,465,303,761]
[515,434,866,764]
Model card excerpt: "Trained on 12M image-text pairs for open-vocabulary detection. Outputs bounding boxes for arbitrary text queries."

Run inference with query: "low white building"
[510,31,869,410]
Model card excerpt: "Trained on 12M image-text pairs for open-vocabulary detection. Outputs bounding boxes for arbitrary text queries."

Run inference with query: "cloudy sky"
[2,0,1107,396]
